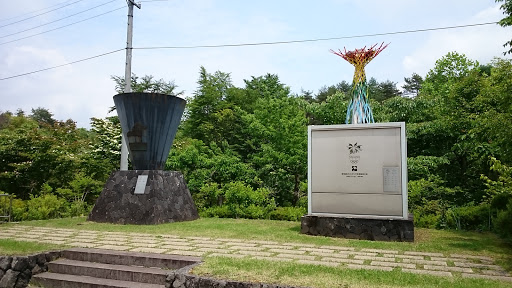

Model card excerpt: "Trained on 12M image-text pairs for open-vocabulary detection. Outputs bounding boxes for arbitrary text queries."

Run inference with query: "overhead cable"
[0,0,86,29]
[0,48,125,81]
[0,0,118,39]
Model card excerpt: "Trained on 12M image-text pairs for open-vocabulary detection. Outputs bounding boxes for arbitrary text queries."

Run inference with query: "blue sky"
[1,0,510,128]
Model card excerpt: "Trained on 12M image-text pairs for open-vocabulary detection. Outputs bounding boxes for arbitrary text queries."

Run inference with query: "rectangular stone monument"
[301,122,414,241]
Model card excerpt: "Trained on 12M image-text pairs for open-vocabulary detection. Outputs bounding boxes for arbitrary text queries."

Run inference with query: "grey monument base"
[88,170,199,225]
[300,214,414,242]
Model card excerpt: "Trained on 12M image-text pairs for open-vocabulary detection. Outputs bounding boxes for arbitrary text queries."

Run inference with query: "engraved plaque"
[383,167,400,193]
[134,175,148,195]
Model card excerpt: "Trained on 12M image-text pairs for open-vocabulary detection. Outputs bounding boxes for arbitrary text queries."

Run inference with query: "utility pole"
[120,0,141,171]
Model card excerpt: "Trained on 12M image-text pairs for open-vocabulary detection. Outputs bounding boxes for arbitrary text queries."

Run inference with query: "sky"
[0,0,511,128]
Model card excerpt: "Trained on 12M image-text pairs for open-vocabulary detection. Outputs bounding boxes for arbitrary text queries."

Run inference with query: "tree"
[30,107,55,126]
[111,74,183,96]
[497,0,512,54]
[402,73,424,97]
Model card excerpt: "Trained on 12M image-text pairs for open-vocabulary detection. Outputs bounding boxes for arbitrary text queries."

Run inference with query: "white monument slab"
[134,175,148,195]
[308,122,408,219]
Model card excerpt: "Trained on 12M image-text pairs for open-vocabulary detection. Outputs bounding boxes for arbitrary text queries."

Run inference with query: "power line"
[0,0,118,39]
[0,0,76,23]
[133,22,498,50]
[0,21,500,81]
[0,6,126,46]
[0,48,125,81]
[0,0,86,29]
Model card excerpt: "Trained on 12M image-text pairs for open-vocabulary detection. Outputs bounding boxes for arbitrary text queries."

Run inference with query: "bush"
[494,199,512,243]
[269,207,306,221]
[446,204,491,231]
[26,194,67,220]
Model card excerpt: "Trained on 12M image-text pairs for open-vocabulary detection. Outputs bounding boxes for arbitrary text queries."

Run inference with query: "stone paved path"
[1,225,511,282]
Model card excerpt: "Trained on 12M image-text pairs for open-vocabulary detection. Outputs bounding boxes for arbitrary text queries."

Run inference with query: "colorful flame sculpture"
[331,42,389,124]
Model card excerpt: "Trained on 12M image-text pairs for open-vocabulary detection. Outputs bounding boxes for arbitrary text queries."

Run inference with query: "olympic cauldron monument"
[88,92,199,225]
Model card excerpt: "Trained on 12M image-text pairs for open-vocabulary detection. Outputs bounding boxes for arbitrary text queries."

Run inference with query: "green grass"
[3,217,512,287]
[0,239,65,256]
[194,257,512,288]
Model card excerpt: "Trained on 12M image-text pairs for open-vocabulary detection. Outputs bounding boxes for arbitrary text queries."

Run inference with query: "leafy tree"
[30,107,55,126]
[402,73,424,97]
[497,0,512,54]
[111,74,183,96]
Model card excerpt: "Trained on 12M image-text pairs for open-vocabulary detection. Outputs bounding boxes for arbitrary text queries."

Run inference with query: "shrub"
[26,194,67,220]
[446,204,491,231]
[494,199,512,243]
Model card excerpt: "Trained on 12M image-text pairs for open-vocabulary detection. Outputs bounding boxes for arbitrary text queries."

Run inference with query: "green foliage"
[111,74,183,96]
[25,194,67,220]
[269,207,306,221]
[497,0,512,55]
[494,199,512,243]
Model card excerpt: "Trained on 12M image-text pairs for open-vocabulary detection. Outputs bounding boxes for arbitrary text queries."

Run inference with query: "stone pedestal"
[88,170,199,225]
[300,215,414,242]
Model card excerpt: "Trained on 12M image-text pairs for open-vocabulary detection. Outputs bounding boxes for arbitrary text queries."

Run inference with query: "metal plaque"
[134,175,148,195]
[383,167,400,193]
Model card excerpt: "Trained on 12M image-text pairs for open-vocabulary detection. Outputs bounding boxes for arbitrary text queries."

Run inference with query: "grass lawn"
[2,217,512,287]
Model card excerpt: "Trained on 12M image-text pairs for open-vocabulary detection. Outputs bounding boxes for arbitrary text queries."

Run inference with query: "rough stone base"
[88,170,199,225]
[300,215,414,242]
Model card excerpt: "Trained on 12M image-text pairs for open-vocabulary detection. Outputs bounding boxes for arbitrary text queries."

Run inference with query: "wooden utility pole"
[120,0,141,170]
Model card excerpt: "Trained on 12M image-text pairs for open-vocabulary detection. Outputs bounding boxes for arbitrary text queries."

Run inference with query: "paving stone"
[424,265,473,273]
[216,238,238,242]
[236,251,273,257]
[482,270,511,276]
[402,259,447,266]
[18,234,40,239]
[129,238,160,244]
[461,273,512,282]
[450,254,494,261]
[68,242,99,248]
[194,243,225,248]
[197,248,231,253]
[186,236,211,240]
[167,250,205,257]
[429,257,456,262]
[347,264,393,271]
[160,245,195,250]
[96,240,130,245]
[191,240,223,245]
[282,243,314,247]
[209,253,245,258]
[268,249,305,254]
[130,247,168,253]
[133,243,160,248]
[297,260,339,267]
[225,242,257,247]
[354,256,396,262]
[361,248,399,254]
[321,257,364,265]
[404,251,444,257]
[95,245,131,251]
[248,240,279,245]
[454,262,502,270]
[371,261,416,269]
[384,254,425,260]
[159,234,180,239]
[228,246,265,251]
[320,246,355,251]
[40,240,67,244]
[402,268,452,277]
[262,245,294,249]
[276,254,316,260]
[252,256,293,262]
[299,248,334,253]
[160,241,191,246]
[310,252,349,258]
[161,238,189,243]
[43,236,67,241]
[349,252,378,257]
